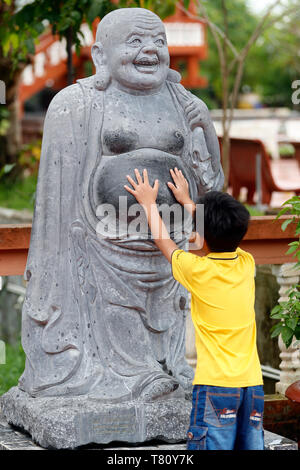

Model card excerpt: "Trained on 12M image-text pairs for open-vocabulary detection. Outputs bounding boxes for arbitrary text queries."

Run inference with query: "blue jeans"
[186,385,264,450]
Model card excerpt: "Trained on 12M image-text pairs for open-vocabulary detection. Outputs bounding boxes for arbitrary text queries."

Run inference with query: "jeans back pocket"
[204,388,240,427]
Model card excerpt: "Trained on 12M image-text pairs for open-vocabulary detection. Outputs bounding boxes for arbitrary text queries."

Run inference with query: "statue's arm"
[173,82,224,191]
[185,96,224,189]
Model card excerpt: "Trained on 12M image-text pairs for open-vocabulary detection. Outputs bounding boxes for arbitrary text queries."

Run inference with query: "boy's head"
[198,191,250,253]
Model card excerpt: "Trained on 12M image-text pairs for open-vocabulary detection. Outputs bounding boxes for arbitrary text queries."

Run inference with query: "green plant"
[18,139,41,176]
[279,143,295,158]
[0,108,10,137]
[270,196,300,348]
[0,340,25,396]
[0,163,15,179]
[245,204,265,216]
[0,173,37,210]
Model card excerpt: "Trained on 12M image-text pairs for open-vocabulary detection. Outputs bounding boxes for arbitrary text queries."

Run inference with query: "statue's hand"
[185,99,210,131]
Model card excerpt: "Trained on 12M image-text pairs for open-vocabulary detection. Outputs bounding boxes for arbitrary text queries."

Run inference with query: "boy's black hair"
[197,191,250,252]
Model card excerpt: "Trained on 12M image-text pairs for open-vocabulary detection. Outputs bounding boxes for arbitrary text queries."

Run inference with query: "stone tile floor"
[0,411,297,451]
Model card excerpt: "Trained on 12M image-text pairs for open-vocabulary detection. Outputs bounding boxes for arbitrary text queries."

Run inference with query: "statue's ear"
[91,42,111,90]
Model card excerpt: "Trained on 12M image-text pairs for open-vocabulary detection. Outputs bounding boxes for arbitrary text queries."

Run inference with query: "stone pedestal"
[0,407,298,450]
[0,387,191,449]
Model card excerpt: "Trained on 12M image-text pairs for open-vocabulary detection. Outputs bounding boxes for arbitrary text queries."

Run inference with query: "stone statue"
[1,8,223,448]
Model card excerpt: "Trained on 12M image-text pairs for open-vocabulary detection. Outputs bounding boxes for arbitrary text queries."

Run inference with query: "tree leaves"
[270,321,283,338]
[0,164,15,179]
[295,325,300,340]
[270,284,300,348]
[119,0,176,19]
[87,0,110,24]
[286,241,300,255]
[281,326,294,349]
[271,196,300,349]
[281,218,293,231]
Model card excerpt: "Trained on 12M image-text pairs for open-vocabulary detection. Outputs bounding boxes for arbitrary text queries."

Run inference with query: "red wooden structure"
[164,2,207,89]
[18,25,93,112]
[0,216,297,276]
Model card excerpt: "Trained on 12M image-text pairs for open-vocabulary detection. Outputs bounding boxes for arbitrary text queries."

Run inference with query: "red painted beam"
[0,216,297,276]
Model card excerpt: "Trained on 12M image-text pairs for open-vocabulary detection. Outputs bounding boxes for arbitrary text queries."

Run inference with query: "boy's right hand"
[167,168,193,206]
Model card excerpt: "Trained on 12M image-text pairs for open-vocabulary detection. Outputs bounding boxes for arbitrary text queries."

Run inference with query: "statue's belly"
[91,149,195,239]
[92,149,195,212]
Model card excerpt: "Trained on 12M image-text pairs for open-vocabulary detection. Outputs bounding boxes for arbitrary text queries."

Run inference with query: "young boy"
[124,167,264,451]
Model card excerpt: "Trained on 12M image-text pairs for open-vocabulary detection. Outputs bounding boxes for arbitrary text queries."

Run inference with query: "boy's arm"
[143,203,178,263]
[124,169,178,263]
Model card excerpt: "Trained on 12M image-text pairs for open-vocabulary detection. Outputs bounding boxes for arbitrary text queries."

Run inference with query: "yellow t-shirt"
[172,247,263,387]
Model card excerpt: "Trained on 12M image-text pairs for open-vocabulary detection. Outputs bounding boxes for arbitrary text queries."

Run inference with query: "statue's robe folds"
[19,75,224,400]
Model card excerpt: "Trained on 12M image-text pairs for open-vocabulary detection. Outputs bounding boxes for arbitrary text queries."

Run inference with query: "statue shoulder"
[47,82,85,116]
[166,68,181,83]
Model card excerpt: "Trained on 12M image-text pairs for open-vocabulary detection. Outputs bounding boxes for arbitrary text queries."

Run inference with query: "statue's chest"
[101,91,186,156]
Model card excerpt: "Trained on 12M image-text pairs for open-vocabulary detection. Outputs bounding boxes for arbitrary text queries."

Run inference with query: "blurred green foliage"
[1,0,115,66]
[0,340,25,396]
[192,0,300,109]
[0,109,10,137]
[18,139,41,176]
[2,0,299,105]
[245,204,265,216]
[0,173,37,211]
[119,0,176,17]
[2,0,176,69]
[279,143,296,158]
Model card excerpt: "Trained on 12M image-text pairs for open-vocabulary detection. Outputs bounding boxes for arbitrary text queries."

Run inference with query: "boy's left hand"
[124,169,159,209]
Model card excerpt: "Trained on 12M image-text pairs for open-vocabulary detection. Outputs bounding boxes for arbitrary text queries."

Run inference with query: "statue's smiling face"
[105,15,170,92]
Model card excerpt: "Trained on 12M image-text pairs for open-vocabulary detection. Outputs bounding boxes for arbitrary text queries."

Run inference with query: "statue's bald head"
[92,7,172,93]
[96,8,164,46]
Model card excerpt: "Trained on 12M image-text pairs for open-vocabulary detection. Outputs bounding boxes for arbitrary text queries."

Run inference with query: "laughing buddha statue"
[18,8,224,403]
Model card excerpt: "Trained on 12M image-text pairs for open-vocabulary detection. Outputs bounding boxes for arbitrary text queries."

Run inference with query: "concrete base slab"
[0,411,298,451]
[0,387,191,449]
[0,388,298,451]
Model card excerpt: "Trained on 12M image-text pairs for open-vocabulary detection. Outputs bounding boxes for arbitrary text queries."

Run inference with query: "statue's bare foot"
[140,379,184,402]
